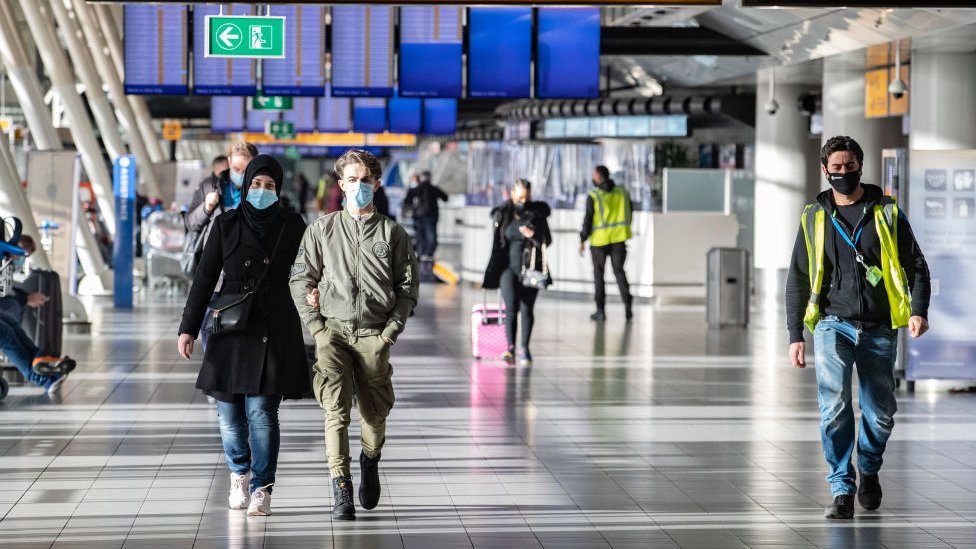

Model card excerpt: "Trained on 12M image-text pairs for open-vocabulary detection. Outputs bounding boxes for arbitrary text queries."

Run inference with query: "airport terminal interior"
[1,1,976,548]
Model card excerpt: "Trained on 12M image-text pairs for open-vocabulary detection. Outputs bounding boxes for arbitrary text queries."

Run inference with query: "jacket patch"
[372,242,391,259]
[291,263,306,276]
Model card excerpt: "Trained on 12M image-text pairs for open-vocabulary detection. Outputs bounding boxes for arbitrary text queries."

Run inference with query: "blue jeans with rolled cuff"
[215,394,282,494]
[814,316,898,497]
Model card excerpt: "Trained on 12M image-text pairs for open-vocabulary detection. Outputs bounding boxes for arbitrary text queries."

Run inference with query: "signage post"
[113,155,136,308]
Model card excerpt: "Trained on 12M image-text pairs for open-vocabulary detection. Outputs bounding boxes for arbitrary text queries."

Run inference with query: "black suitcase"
[20,269,63,357]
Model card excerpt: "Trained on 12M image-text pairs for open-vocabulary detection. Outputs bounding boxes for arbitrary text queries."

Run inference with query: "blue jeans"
[0,311,59,389]
[215,395,282,493]
[413,217,438,259]
[814,316,898,497]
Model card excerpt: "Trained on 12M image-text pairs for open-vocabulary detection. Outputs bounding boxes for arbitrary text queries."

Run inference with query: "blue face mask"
[230,170,244,187]
[12,256,26,270]
[344,182,375,210]
[246,189,278,210]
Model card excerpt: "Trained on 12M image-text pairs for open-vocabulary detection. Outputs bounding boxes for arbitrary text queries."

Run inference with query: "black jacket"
[178,208,311,397]
[483,200,553,290]
[404,182,448,222]
[785,184,930,343]
[185,171,234,247]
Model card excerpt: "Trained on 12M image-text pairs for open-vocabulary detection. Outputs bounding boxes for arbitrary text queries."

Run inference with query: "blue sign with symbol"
[113,156,136,308]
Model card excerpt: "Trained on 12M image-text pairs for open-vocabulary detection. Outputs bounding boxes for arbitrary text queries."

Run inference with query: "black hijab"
[239,154,284,239]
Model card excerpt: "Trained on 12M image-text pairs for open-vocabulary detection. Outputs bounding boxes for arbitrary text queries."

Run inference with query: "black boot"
[590,310,606,322]
[858,473,882,510]
[824,494,855,519]
[331,476,356,520]
[359,451,381,510]
[625,296,634,321]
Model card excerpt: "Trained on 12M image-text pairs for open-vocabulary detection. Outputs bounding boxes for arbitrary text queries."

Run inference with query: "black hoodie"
[785,184,930,343]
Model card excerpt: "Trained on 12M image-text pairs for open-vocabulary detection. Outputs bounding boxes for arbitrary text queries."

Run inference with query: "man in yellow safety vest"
[786,136,931,520]
[579,165,633,322]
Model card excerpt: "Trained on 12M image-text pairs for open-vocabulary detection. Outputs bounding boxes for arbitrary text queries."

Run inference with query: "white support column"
[909,51,976,151]
[48,0,127,161]
[821,54,905,186]
[0,1,61,151]
[95,4,165,164]
[19,0,117,233]
[68,0,160,196]
[754,68,821,305]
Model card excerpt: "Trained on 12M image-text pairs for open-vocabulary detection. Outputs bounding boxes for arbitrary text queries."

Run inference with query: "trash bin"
[706,248,750,328]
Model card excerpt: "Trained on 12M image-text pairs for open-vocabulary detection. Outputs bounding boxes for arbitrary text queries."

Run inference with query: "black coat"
[178,208,311,397]
[482,200,552,290]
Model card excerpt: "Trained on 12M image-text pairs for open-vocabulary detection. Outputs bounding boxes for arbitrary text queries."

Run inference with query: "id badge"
[865,265,883,287]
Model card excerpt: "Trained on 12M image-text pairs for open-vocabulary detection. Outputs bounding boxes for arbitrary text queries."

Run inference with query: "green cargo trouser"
[312,326,395,479]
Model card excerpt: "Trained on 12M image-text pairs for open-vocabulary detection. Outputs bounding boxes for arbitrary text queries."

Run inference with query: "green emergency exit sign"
[205,15,285,59]
[266,120,295,139]
[252,95,292,111]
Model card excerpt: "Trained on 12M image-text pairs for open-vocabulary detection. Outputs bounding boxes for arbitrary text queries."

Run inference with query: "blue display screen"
[124,5,189,94]
[262,5,326,96]
[332,6,394,97]
[211,96,245,133]
[353,99,387,133]
[247,110,281,133]
[423,99,457,135]
[388,96,422,134]
[467,7,531,99]
[536,8,601,99]
[399,6,462,98]
[318,86,351,133]
[192,4,256,95]
[282,97,317,133]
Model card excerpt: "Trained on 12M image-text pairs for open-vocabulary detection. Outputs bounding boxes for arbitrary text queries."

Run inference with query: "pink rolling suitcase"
[471,301,507,360]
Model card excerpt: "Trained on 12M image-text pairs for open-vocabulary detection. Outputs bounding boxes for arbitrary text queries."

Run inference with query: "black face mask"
[513,202,526,212]
[827,171,861,196]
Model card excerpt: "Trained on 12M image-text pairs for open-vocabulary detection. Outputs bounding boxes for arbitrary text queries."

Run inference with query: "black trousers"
[590,242,632,311]
[499,268,539,351]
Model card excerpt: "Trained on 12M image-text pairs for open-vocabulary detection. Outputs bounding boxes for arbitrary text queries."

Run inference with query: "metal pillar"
[19,0,117,233]
[753,68,821,305]
[909,51,976,151]
[68,0,160,196]
[48,0,127,161]
[95,4,165,164]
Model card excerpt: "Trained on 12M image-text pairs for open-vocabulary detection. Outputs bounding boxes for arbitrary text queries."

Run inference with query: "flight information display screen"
[318,86,352,133]
[124,5,189,94]
[388,96,422,134]
[536,7,600,99]
[332,6,395,97]
[282,97,317,133]
[211,96,245,133]
[399,6,462,98]
[263,5,326,96]
[353,98,387,133]
[247,109,281,133]
[192,4,256,95]
[423,99,457,135]
[467,7,531,98]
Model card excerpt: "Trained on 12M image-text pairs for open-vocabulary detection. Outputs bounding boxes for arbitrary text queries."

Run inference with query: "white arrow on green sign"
[205,15,285,59]
[252,95,293,111]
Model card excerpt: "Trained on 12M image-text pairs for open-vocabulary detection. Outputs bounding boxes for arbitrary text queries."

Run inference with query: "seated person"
[0,235,75,395]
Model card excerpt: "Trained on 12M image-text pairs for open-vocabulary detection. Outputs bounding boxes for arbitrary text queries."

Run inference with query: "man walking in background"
[579,165,634,322]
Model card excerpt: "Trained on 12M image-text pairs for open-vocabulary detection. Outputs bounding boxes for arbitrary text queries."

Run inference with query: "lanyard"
[830,212,871,268]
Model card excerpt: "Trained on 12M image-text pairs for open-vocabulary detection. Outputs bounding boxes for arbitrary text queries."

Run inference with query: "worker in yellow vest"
[786,136,931,520]
[579,165,633,322]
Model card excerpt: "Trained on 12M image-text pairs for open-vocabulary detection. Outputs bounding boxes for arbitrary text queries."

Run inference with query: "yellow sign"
[162,120,182,141]
[864,68,889,118]
[0,117,10,132]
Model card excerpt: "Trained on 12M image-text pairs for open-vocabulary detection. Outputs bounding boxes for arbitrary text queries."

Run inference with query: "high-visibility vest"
[588,186,632,247]
[800,197,912,333]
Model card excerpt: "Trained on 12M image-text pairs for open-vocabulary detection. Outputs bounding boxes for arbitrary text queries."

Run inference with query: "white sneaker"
[229,472,250,509]
[247,485,272,516]
[46,374,67,396]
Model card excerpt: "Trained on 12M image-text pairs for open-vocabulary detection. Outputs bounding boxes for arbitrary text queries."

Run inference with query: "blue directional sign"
[113,156,136,308]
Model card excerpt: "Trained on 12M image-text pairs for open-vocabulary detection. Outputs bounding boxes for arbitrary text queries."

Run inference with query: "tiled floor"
[1,283,975,548]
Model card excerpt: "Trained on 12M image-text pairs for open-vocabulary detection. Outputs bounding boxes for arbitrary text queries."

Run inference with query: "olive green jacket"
[289,210,419,343]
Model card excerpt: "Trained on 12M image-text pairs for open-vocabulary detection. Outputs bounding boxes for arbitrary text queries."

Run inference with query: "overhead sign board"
[205,15,285,59]
[103,1,722,5]
[162,120,182,141]
[743,1,969,6]
[252,95,293,111]
[266,120,296,139]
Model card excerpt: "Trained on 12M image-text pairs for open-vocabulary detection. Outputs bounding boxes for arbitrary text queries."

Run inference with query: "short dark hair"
[18,235,35,254]
[594,165,610,180]
[212,155,228,167]
[820,136,864,167]
[334,149,383,180]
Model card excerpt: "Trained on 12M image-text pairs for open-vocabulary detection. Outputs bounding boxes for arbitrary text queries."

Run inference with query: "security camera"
[888,78,908,100]
[765,98,780,115]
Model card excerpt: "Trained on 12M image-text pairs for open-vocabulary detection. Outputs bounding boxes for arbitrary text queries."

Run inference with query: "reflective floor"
[1,283,975,548]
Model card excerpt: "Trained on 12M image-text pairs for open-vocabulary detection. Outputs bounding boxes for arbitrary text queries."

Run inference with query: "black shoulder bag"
[202,227,285,335]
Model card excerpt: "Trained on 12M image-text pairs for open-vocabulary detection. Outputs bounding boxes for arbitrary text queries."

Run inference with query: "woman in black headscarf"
[177,154,309,517]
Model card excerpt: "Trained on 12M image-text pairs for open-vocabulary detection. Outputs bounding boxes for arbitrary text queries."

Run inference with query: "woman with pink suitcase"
[479,179,552,366]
